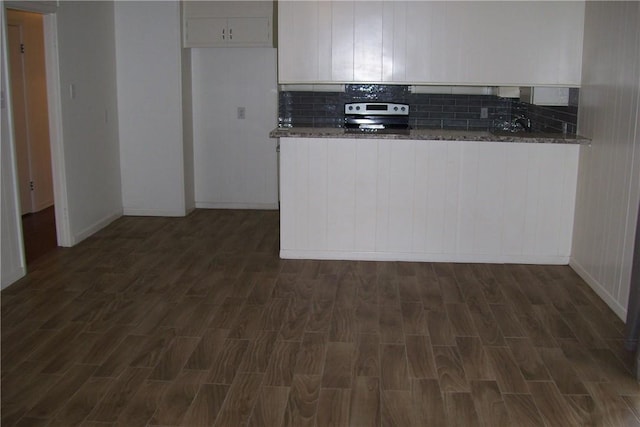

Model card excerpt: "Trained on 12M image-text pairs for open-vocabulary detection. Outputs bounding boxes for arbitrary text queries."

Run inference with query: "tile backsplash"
[278,84,578,134]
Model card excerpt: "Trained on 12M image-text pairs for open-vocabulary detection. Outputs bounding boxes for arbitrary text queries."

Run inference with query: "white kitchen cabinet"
[279,0,405,83]
[405,1,584,86]
[279,137,579,264]
[183,1,272,47]
[278,1,584,86]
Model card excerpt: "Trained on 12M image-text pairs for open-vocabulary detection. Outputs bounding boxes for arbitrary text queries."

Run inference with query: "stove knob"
[401,106,406,112]
[356,106,361,111]
[394,106,398,111]
[348,106,353,111]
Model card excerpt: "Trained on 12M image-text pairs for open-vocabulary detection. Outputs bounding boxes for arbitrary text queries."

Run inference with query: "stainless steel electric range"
[344,102,410,134]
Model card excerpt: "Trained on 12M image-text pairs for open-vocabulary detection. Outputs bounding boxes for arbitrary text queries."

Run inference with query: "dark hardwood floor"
[21,206,57,265]
[2,209,639,426]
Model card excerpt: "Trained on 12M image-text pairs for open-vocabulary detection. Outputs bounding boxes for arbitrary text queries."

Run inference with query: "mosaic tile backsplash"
[278,84,578,134]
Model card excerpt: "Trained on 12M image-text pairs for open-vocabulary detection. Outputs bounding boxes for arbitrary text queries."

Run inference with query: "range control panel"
[344,102,409,116]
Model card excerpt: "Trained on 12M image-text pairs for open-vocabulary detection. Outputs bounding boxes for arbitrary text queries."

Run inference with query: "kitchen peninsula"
[272,128,587,264]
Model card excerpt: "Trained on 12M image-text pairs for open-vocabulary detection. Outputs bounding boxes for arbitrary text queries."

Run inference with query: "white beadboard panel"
[280,138,579,264]
[317,2,333,81]
[278,1,318,82]
[571,1,640,320]
[354,140,378,252]
[387,140,416,252]
[442,143,462,254]
[456,142,479,253]
[327,139,357,251]
[375,141,392,251]
[278,1,583,86]
[411,143,429,253]
[473,143,507,255]
[279,139,296,250]
[423,143,449,254]
[307,140,329,252]
[501,143,531,256]
[354,1,383,82]
[293,139,309,249]
[331,2,354,82]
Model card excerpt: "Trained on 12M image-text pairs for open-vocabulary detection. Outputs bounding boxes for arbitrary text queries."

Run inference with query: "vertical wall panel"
[308,140,329,251]
[442,144,462,255]
[354,140,378,252]
[375,142,391,251]
[501,144,530,256]
[571,2,640,320]
[279,139,295,249]
[293,140,310,249]
[354,1,383,81]
[424,143,449,254]
[327,139,357,250]
[387,140,416,252]
[473,143,507,255]
[331,1,354,82]
[412,143,430,253]
[456,142,479,253]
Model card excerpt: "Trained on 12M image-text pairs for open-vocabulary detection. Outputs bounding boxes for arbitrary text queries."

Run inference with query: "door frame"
[4,1,72,247]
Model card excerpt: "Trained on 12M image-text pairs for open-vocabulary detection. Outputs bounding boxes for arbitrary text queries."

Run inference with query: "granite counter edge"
[270,128,589,144]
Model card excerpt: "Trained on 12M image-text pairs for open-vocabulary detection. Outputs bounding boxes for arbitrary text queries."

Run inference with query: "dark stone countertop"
[270,127,589,144]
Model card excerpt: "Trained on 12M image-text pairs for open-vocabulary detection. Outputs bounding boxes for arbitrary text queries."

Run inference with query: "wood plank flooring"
[2,209,639,426]
[21,206,57,265]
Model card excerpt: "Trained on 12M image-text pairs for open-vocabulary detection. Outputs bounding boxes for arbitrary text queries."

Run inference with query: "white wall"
[192,48,278,209]
[115,1,191,217]
[54,1,122,243]
[1,4,26,287]
[571,2,640,320]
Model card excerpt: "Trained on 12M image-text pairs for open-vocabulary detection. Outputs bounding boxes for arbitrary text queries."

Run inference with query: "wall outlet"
[237,107,246,120]
[480,107,489,119]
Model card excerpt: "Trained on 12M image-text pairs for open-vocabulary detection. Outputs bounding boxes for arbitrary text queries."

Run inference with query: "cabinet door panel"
[278,1,320,82]
[386,1,407,82]
[331,1,355,81]
[227,17,270,46]
[185,17,225,46]
[354,1,383,81]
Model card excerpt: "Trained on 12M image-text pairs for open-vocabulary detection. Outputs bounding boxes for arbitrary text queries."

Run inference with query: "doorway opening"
[7,8,57,264]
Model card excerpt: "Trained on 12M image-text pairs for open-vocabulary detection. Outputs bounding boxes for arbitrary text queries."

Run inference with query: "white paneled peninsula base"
[277,133,581,264]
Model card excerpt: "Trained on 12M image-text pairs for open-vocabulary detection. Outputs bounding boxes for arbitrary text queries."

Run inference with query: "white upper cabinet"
[183,1,272,48]
[278,1,584,86]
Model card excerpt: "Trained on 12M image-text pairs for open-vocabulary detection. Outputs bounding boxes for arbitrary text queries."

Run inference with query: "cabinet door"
[383,1,407,82]
[278,1,320,82]
[404,1,584,85]
[227,17,271,47]
[185,17,226,47]
[353,1,383,81]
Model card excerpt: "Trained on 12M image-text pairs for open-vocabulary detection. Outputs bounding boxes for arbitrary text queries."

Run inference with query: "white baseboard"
[122,208,187,217]
[280,249,570,265]
[569,258,627,321]
[71,210,122,246]
[1,266,26,290]
[195,202,279,210]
